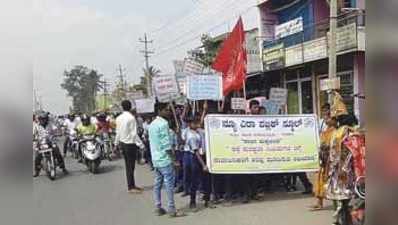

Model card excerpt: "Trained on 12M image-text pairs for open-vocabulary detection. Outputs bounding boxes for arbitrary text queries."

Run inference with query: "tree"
[191,34,225,68]
[61,65,103,113]
[142,66,161,96]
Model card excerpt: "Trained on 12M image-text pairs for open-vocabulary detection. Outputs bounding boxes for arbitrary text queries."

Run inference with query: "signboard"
[262,99,280,115]
[245,29,262,73]
[269,88,288,107]
[285,45,303,66]
[304,37,327,62]
[183,58,204,76]
[263,43,284,71]
[135,98,155,114]
[187,75,223,100]
[205,114,320,174]
[153,75,179,103]
[320,77,341,91]
[336,23,357,52]
[275,17,303,39]
[126,90,144,100]
[231,98,246,110]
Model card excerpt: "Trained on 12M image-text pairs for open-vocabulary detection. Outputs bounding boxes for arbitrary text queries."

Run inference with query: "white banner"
[205,114,320,174]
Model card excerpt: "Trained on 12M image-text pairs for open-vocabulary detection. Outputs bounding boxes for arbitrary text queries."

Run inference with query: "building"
[249,0,365,125]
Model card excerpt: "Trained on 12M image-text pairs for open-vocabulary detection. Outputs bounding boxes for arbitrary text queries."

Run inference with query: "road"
[33,155,334,225]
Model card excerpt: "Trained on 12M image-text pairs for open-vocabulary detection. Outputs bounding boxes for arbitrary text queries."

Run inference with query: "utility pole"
[117,64,127,101]
[139,33,154,96]
[329,0,337,80]
[328,0,338,104]
[103,78,110,110]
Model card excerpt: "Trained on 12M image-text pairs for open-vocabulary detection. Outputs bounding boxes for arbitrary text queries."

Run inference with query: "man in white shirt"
[63,114,80,156]
[115,100,144,194]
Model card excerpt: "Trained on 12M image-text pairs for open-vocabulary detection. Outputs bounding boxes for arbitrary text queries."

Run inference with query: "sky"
[19,0,259,114]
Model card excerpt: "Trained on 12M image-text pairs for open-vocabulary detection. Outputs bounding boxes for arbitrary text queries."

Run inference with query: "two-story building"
[247,0,365,125]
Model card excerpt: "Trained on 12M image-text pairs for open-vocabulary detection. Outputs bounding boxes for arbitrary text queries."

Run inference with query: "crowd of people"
[32,92,365,224]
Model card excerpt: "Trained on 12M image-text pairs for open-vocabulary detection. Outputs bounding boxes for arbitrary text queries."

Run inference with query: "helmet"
[37,111,49,127]
[81,114,91,126]
[97,112,107,122]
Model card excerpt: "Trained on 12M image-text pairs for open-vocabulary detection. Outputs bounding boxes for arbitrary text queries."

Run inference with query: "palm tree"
[142,66,161,96]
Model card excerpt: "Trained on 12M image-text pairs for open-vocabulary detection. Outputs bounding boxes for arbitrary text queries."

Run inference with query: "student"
[181,116,202,210]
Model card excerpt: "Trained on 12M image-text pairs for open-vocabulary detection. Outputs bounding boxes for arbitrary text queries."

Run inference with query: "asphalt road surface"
[33,153,334,225]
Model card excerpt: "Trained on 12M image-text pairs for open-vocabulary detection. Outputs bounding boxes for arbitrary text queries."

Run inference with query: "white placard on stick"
[187,75,223,100]
[231,98,246,110]
[135,98,155,114]
[269,88,288,107]
[153,75,179,103]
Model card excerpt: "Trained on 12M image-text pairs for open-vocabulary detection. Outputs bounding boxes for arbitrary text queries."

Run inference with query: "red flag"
[212,17,247,96]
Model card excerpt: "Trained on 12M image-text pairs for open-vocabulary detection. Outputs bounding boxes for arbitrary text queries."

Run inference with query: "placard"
[231,98,246,110]
[126,90,144,100]
[183,58,204,76]
[269,88,288,106]
[320,77,341,91]
[135,98,155,114]
[187,75,223,100]
[153,75,179,103]
[262,99,280,115]
[205,114,320,174]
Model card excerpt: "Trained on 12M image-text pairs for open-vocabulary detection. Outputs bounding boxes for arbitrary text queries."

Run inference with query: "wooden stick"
[169,102,180,131]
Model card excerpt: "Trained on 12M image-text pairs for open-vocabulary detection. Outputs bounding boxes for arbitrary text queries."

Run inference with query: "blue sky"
[28,0,258,113]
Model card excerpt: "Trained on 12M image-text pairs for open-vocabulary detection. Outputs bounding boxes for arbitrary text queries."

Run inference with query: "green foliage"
[61,65,103,113]
[191,34,224,68]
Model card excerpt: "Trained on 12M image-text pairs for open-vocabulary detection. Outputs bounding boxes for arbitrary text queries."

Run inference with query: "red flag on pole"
[212,17,247,96]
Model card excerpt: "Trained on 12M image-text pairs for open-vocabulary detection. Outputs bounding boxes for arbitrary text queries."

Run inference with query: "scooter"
[81,134,102,174]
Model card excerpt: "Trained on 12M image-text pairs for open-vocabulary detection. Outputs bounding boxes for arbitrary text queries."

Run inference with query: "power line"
[153,5,255,58]
[154,0,242,48]
[139,33,154,71]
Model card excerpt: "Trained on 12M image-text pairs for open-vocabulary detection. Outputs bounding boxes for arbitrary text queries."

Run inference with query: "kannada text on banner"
[205,114,320,174]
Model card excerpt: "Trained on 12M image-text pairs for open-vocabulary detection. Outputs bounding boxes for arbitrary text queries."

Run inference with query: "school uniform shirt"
[197,128,206,155]
[183,128,201,154]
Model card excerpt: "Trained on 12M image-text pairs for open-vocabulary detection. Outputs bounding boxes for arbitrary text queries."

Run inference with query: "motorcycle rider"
[96,112,113,157]
[33,111,68,177]
[63,113,80,156]
[76,114,97,163]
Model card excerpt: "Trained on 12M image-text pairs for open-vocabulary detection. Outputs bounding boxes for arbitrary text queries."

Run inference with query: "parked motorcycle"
[80,134,102,174]
[34,137,58,180]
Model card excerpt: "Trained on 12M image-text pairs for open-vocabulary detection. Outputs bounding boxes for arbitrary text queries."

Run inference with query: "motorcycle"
[99,132,113,161]
[81,134,102,174]
[68,130,80,159]
[34,137,58,180]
